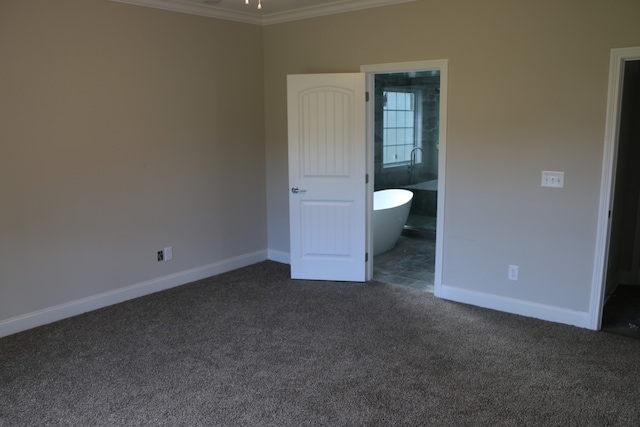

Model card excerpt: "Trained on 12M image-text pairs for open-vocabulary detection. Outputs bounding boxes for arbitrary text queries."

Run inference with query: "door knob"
[291,187,307,194]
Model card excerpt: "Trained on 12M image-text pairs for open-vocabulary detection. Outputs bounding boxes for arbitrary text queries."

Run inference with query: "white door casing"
[287,73,367,281]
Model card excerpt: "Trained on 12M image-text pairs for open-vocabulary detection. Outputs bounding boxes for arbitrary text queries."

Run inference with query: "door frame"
[361,60,448,295]
[590,46,640,330]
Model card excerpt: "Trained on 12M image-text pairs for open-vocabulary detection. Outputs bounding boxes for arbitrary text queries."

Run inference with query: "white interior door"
[287,73,366,281]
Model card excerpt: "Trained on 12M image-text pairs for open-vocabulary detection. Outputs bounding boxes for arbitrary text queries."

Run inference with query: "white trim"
[109,0,417,26]
[435,63,448,297]
[589,46,640,330]
[361,59,448,296]
[268,248,290,264]
[110,0,263,25]
[262,0,416,25]
[365,73,375,279]
[361,59,448,74]
[0,250,268,339]
[440,285,591,329]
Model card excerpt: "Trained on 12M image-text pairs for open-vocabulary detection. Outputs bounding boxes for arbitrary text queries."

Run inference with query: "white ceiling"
[110,0,417,26]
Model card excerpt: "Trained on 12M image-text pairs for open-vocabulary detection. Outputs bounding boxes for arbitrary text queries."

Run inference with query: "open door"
[287,73,366,281]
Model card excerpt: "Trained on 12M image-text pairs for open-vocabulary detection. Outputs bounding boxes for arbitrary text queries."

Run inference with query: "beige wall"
[264,0,640,313]
[3,0,640,332]
[0,0,266,322]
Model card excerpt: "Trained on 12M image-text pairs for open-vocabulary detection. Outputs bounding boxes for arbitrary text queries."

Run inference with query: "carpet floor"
[2,261,640,426]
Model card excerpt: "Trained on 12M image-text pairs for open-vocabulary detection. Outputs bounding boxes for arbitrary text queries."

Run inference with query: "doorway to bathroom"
[362,60,447,295]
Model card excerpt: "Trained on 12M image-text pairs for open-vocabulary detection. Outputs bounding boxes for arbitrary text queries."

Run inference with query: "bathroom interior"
[373,70,440,292]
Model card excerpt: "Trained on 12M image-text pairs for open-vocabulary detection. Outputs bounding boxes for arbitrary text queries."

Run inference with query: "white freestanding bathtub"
[373,189,413,256]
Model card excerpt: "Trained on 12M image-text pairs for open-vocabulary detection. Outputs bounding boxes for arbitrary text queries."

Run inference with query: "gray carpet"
[2,261,640,426]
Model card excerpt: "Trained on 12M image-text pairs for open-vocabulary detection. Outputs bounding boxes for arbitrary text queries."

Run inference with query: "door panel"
[288,73,366,281]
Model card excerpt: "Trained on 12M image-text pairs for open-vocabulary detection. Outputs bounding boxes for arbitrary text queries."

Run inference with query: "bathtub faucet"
[408,147,424,184]
[409,147,424,169]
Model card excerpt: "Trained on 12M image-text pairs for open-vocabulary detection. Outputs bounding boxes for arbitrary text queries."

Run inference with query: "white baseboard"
[0,250,268,339]
[439,284,592,329]
[4,253,592,339]
[268,249,290,265]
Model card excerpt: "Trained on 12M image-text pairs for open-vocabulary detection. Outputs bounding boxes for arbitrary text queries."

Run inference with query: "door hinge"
[365,252,369,262]
[366,91,370,102]
[365,174,369,184]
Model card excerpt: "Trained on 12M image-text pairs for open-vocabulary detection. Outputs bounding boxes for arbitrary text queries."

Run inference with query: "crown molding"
[261,0,417,25]
[110,0,263,25]
[109,0,417,26]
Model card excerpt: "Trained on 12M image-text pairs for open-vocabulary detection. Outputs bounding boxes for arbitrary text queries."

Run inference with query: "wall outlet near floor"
[508,264,519,281]
[157,246,173,262]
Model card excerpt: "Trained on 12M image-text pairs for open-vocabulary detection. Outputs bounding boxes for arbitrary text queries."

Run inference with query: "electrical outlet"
[508,265,519,281]
[157,250,164,262]
[164,246,173,261]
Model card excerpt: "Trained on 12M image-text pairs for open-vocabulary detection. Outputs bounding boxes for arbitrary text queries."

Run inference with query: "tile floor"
[373,219,436,293]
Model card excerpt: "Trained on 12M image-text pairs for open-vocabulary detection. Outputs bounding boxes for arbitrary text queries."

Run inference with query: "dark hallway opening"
[601,59,640,338]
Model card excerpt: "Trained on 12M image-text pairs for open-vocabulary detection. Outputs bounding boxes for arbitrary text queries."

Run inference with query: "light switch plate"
[541,171,564,188]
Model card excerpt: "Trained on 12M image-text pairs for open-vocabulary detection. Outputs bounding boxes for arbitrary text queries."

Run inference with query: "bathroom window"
[382,91,420,167]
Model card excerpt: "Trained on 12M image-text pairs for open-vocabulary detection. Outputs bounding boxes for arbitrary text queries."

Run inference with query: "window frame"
[380,87,423,169]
